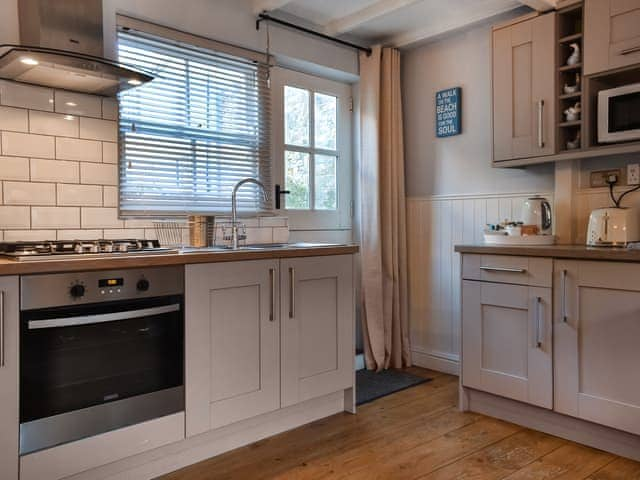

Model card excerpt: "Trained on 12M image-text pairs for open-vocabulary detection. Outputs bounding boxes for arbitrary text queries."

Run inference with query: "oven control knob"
[70,284,85,298]
[137,279,150,292]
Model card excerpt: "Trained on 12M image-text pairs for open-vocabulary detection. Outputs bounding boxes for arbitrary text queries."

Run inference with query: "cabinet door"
[554,261,640,435]
[462,280,552,408]
[185,260,280,436]
[585,0,640,75]
[493,13,556,161]
[0,276,19,480]
[281,255,354,408]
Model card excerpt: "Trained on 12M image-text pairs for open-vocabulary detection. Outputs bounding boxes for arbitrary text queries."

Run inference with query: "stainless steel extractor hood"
[0,0,152,96]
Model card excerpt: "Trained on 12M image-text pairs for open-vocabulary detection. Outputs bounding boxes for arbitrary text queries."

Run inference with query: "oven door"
[20,295,184,454]
[598,84,640,143]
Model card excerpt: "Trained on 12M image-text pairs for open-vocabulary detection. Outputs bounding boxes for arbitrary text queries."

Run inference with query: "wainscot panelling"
[407,192,553,374]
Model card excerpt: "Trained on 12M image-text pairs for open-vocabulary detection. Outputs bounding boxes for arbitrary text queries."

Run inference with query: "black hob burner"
[0,239,174,261]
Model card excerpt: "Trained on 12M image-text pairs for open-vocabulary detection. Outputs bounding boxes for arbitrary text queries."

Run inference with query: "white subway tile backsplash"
[29,110,79,137]
[57,184,103,206]
[30,158,79,183]
[0,156,29,181]
[56,137,102,162]
[4,181,56,205]
[55,91,102,118]
[0,206,30,229]
[3,230,56,241]
[0,81,53,111]
[272,227,290,243]
[81,162,117,185]
[57,229,103,240]
[102,142,118,164]
[245,227,272,244]
[1,131,54,158]
[0,106,28,132]
[259,216,288,227]
[81,207,123,228]
[103,186,118,207]
[123,219,154,229]
[102,99,118,121]
[79,117,117,142]
[103,229,145,240]
[32,207,80,228]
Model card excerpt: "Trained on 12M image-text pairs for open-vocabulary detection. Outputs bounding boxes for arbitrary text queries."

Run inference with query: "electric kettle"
[521,196,552,235]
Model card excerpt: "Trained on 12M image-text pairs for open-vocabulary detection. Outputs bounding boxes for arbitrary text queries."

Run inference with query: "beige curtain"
[358,46,411,371]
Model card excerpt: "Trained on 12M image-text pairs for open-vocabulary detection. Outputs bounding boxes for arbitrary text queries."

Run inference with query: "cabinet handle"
[0,291,4,368]
[479,266,527,273]
[535,296,543,348]
[269,268,275,322]
[620,45,640,55]
[561,269,568,323]
[537,100,545,148]
[289,267,295,319]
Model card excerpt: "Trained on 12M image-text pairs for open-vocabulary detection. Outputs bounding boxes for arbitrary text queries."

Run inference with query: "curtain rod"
[255,12,372,56]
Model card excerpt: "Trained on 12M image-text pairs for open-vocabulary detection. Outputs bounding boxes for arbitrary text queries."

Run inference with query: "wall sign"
[436,87,461,137]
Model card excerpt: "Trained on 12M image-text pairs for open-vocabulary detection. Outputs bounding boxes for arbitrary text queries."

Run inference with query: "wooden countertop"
[0,244,359,276]
[454,244,640,262]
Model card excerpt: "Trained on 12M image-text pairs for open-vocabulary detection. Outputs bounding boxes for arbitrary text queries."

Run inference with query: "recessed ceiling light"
[127,78,142,86]
[65,102,77,107]
[20,57,39,66]
[63,115,74,121]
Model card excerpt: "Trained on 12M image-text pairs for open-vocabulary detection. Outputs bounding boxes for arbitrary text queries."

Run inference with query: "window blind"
[117,28,271,215]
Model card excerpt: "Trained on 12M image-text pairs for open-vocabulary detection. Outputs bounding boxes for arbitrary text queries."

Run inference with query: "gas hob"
[0,239,176,262]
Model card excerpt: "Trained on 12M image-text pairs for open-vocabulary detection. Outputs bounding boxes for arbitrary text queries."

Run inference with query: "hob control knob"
[70,284,85,298]
[137,279,150,292]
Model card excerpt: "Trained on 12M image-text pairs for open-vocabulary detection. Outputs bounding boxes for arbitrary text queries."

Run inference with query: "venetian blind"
[117,28,271,215]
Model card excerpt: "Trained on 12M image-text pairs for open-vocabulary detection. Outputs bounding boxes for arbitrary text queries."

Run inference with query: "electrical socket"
[628,163,640,185]
[590,169,622,188]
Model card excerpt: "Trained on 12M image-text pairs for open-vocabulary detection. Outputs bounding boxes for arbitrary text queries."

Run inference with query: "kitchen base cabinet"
[554,260,640,436]
[462,280,553,409]
[281,255,354,408]
[0,276,19,480]
[186,260,280,436]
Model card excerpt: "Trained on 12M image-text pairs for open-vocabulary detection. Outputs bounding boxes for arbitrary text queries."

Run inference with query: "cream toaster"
[587,207,640,246]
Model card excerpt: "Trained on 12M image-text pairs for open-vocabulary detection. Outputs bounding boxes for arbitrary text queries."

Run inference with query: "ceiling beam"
[387,3,521,48]
[518,0,557,11]
[324,0,422,35]
[252,0,296,14]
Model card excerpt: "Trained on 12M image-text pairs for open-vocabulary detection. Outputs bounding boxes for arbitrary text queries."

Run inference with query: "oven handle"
[27,303,181,330]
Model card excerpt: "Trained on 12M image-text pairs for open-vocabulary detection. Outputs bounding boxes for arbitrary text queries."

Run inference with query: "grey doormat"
[356,369,430,406]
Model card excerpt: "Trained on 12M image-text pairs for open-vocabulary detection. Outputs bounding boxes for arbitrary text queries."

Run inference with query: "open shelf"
[559,63,582,72]
[559,120,582,127]
[559,33,583,43]
[559,91,581,100]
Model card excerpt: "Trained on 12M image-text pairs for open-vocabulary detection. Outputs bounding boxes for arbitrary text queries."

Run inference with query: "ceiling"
[251,0,558,48]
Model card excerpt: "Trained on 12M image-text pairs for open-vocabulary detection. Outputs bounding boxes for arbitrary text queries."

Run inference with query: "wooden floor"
[161,368,640,480]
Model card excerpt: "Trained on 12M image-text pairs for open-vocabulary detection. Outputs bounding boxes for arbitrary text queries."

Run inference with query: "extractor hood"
[0,0,152,96]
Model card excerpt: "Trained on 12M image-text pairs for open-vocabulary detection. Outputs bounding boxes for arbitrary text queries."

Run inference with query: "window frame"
[271,67,353,231]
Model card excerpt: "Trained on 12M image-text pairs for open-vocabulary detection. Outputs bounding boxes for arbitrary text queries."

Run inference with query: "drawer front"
[462,254,552,287]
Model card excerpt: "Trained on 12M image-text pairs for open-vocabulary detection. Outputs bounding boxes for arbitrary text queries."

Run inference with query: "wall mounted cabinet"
[492,13,557,162]
[584,0,640,76]
[0,276,19,480]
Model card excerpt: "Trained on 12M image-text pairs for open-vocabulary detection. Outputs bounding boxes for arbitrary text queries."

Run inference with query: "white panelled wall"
[407,192,553,374]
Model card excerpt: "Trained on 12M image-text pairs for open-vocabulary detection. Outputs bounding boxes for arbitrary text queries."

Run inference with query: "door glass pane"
[285,150,310,209]
[314,154,337,210]
[284,86,310,147]
[314,93,337,150]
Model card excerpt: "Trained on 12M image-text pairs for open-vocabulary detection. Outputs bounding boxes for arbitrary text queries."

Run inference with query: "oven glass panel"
[609,91,640,133]
[20,295,184,423]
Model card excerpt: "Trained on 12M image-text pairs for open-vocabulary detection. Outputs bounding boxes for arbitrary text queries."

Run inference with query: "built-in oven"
[19,266,184,455]
[598,82,640,143]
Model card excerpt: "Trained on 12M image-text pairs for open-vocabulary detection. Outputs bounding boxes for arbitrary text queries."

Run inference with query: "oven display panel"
[98,278,124,288]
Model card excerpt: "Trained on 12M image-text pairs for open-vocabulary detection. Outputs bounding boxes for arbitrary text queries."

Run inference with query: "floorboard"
[159,368,639,480]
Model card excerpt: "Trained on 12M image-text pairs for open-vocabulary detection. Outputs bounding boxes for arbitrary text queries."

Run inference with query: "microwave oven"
[598,83,640,143]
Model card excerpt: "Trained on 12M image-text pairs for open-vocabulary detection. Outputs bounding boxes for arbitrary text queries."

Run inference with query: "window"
[117,24,271,215]
[272,68,352,231]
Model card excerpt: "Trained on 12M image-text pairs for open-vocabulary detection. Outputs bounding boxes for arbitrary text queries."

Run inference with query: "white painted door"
[462,280,552,408]
[0,276,19,480]
[493,13,556,161]
[281,255,354,407]
[185,260,280,435]
[554,260,640,435]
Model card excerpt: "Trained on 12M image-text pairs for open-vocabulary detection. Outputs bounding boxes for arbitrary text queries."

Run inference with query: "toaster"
[587,207,640,246]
